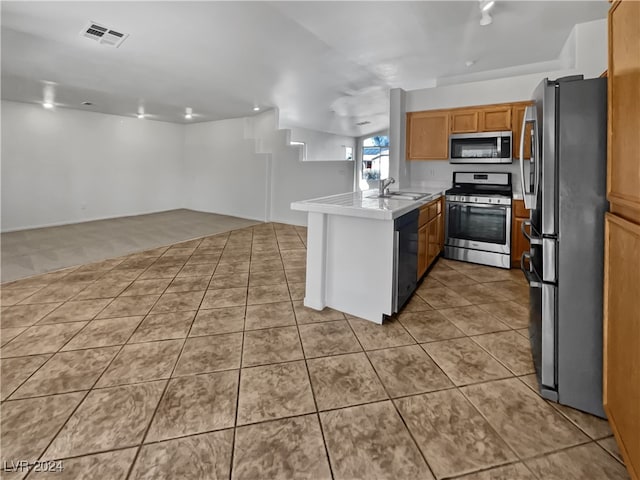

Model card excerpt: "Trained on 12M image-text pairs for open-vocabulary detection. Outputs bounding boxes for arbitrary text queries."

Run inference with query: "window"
[362,135,389,180]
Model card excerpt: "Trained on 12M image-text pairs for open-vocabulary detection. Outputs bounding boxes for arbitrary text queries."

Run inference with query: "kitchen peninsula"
[291,188,443,323]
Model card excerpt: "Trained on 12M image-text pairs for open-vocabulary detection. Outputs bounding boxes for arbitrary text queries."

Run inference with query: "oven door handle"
[521,219,542,245]
[446,201,510,210]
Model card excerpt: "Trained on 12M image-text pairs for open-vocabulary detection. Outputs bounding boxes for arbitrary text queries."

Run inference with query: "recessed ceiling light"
[81,101,93,106]
[42,102,53,109]
[465,60,476,67]
[481,0,495,12]
[480,11,493,26]
[253,106,260,112]
[137,113,145,119]
[185,107,193,119]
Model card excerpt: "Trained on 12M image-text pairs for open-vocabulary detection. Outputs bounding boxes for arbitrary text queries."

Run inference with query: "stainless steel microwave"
[449,131,512,164]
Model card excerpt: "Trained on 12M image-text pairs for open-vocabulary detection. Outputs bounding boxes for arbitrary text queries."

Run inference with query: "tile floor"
[0,222,629,479]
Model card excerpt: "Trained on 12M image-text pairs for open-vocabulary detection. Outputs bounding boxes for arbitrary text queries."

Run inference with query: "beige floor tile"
[201,287,247,309]
[120,278,172,297]
[165,275,210,293]
[38,299,113,324]
[185,254,220,265]
[244,301,295,330]
[461,378,589,458]
[73,280,132,300]
[26,449,137,480]
[419,286,472,309]
[456,462,537,479]
[153,255,189,267]
[11,347,119,399]
[284,268,306,284]
[398,310,465,343]
[423,338,512,386]
[1,303,62,328]
[430,269,478,288]
[100,268,146,282]
[248,269,286,287]
[1,354,51,400]
[1,392,85,464]
[525,443,629,479]
[463,268,515,284]
[598,437,625,464]
[215,261,250,274]
[517,373,542,395]
[287,282,305,301]
[96,340,182,387]
[471,330,535,375]
[128,311,195,343]
[237,361,315,425]
[137,265,181,280]
[209,272,249,289]
[1,287,43,306]
[1,322,88,358]
[516,327,529,338]
[307,352,387,410]
[189,306,245,336]
[416,276,446,294]
[130,430,233,480]
[177,263,215,278]
[61,316,143,351]
[477,301,529,329]
[43,381,165,460]
[247,284,290,305]
[293,300,344,324]
[368,345,452,398]
[146,370,238,442]
[550,403,612,440]
[19,282,92,305]
[401,294,433,312]
[299,320,362,358]
[149,290,204,314]
[454,283,510,304]
[174,333,242,375]
[320,401,433,480]
[484,281,529,305]
[95,295,159,319]
[439,305,511,335]
[242,326,303,367]
[249,258,284,273]
[395,389,516,479]
[233,414,331,480]
[1,327,27,346]
[347,316,415,350]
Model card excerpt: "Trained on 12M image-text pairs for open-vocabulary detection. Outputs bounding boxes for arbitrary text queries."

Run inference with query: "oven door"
[445,201,511,254]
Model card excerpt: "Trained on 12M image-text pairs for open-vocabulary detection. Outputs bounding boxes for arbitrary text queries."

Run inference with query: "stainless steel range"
[444,172,512,269]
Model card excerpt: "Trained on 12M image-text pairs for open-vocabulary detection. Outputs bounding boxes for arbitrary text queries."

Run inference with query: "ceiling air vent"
[356,121,371,126]
[80,21,129,48]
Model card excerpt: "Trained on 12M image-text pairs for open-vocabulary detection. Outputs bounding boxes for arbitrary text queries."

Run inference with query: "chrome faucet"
[379,177,396,195]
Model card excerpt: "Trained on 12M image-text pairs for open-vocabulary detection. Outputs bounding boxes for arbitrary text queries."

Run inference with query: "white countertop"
[291,189,444,220]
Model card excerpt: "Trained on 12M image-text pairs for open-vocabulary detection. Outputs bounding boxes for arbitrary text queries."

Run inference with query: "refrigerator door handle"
[520,105,538,210]
[521,219,542,245]
[520,252,542,288]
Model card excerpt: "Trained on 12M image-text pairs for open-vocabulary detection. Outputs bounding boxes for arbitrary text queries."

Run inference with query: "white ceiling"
[1,1,608,136]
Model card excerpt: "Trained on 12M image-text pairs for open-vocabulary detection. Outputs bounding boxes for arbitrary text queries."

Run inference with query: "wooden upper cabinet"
[512,103,533,160]
[480,106,512,131]
[406,110,449,160]
[607,0,640,213]
[450,110,479,133]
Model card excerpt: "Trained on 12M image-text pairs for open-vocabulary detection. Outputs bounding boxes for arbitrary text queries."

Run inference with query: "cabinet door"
[603,213,640,480]
[450,110,479,133]
[512,104,533,160]
[608,0,640,212]
[480,107,512,132]
[427,217,439,267]
[407,111,450,160]
[417,223,428,279]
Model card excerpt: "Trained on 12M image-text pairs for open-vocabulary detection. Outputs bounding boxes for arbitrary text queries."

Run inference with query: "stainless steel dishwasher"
[393,208,419,311]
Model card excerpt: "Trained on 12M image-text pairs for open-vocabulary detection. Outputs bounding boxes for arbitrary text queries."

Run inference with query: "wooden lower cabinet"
[417,197,445,279]
[603,214,640,480]
[511,200,530,268]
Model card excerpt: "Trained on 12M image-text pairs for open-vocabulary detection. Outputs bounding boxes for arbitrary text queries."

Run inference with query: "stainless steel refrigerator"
[519,75,607,418]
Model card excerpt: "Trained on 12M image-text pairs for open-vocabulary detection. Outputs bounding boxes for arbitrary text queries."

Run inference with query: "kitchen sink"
[367,191,431,201]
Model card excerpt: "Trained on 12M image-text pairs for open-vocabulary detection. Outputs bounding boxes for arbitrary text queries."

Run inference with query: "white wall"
[391,18,607,192]
[1,101,184,232]
[289,127,356,162]
[182,118,269,222]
